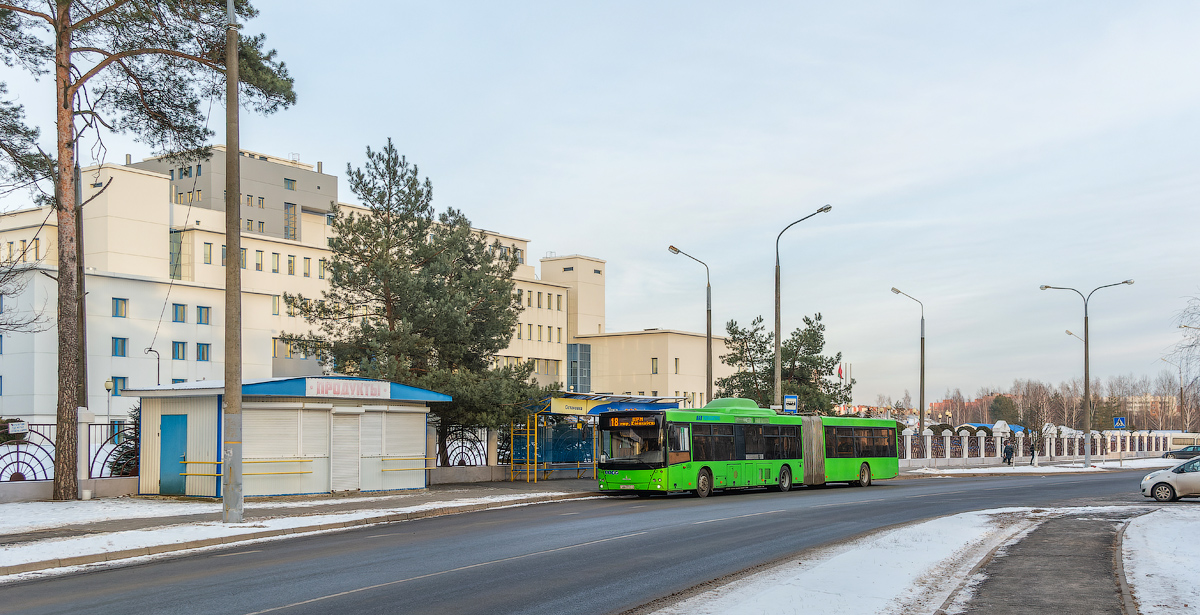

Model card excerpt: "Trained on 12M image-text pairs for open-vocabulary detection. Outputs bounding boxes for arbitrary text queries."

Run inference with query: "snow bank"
[653,508,1041,615]
[0,490,567,534]
[1123,507,1200,614]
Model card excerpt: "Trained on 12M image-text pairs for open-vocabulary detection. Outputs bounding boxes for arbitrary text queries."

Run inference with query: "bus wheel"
[774,466,792,492]
[696,469,713,498]
[636,491,652,499]
[855,463,872,487]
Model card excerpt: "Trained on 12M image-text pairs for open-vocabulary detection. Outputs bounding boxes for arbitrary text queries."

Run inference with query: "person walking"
[1003,441,1014,466]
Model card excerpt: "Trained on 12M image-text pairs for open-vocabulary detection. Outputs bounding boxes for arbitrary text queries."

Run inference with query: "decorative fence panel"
[1,423,57,481]
[88,423,139,478]
[949,438,963,458]
[930,437,945,459]
[910,438,925,459]
[984,436,996,457]
[968,437,981,457]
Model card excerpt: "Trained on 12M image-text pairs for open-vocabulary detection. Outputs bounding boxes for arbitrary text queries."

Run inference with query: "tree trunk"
[437,421,450,467]
[52,8,80,501]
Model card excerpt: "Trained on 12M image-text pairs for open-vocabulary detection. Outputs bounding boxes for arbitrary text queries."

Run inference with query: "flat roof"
[126,375,451,403]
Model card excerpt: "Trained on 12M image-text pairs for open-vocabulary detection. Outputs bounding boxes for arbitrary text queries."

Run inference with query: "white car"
[1141,457,1200,502]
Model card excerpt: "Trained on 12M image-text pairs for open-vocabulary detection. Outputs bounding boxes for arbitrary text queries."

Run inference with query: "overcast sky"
[4,2,1199,406]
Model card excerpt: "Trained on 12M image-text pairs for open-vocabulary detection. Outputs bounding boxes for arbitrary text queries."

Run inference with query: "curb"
[0,492,603,577]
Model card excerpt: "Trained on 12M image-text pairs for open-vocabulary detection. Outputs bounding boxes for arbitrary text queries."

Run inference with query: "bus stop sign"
[1113,417,1126,429]
[783,395,799,413]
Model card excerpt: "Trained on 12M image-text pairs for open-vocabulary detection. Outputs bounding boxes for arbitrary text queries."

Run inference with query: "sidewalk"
[0,478,604,578]
[900,456,1175,477]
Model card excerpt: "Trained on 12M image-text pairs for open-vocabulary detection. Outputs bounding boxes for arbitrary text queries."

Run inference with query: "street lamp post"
[1040,280,1134,467]
[774,205,832,408]
[669,245,712,405]
[104,378,114,428]
[891,288,925,437]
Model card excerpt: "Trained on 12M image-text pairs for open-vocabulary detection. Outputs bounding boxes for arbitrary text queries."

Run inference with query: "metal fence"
[1,421,139,482]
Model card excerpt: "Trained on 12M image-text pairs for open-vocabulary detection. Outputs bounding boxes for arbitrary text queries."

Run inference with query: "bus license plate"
[619,485,635,489]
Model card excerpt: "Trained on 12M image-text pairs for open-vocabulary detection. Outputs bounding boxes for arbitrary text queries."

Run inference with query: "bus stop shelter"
[130,376,450,497]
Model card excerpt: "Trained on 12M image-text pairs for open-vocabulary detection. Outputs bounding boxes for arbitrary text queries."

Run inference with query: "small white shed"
[131,376,450,497]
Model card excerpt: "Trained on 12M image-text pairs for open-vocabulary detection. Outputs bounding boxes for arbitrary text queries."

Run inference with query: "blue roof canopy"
[126,375,451,403]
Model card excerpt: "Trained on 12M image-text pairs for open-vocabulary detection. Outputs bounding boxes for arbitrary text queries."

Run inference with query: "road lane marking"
[693,510,784,525]
[367,532,404,538]
[214,550,262,558]
[243,531,649,614]
[560,512,580,515]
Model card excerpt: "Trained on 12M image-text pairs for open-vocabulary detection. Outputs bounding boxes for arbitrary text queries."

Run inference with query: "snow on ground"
[653,508,1044,615]
[0,490,565,534]
[0,493,571,570]
[909,457,1178,475]
[1123,506,1200,615]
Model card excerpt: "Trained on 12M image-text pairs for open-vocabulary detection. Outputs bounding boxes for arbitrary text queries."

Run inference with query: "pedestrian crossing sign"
[1113,417,1126,429]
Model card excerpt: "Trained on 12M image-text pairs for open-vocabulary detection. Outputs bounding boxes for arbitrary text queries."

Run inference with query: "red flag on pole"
[838,364,843,379]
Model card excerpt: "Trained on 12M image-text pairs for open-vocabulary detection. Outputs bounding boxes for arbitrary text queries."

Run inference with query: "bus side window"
[668,424,691,465]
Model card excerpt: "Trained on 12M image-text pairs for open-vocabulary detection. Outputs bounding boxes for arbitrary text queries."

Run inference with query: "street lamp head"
[104,379,114,392]
[891,287,901,294]
[1066,330,1073,336]
[1123,279,1134,285]
[668,245,680,255]
[1039,285,1050,290]
[817,204,832,213]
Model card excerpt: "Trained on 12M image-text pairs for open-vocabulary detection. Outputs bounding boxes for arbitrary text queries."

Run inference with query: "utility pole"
[222,0,243,524]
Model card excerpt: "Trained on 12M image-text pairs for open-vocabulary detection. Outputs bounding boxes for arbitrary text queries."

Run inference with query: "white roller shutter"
[244,409,298,458]
[331,414,360,491]
[360,412,383,456]
[301,410,329,457]
[385,413,425,457]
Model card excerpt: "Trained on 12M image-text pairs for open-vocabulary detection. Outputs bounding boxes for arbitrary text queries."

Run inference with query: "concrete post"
[922,429,933,465]
[977,434,986,463]
[76,408,95,498]
[942,430,952,465]
[487,429,499,466]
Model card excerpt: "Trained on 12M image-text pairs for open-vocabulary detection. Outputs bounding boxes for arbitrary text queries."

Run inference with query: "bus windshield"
[600,426,665,466]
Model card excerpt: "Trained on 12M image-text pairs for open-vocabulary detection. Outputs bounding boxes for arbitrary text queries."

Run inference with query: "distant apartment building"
[1,148,732,423]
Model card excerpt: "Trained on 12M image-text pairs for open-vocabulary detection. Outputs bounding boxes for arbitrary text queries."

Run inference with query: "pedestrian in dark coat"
[1003,442,1014,466]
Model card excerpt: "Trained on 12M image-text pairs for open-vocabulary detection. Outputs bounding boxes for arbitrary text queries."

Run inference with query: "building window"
[527,292,532,307]
[557,295,562,311]
[675,358,680,374]
[255,250,263,271]
[112,337,128,357]
[284,203,297,239]
[272,295,280,316]
[31,238,38,260]
[272,252,280,273]
[111,376,128,397]
[176,192,183,204]
[19,240,26,262]
[563,266,573,272]
[197,343,211,362]
[195,189,202,201]
[287,255,295,275]
[197,306,211,325]
[651,357,658,374]
[221,245,226,266]
[303,257,311,277]
[318,259,326,279]
[516,324,522,340]
[538,325,543,341]
[196,164,202,176]
[326,214,334,225]
[258,221,265,232]
[537,292,542,308]
[245,194,252,208]
[172,303,186,322]
[557,327,562,343]
[112,298,128,318]
[284,178,296,190]
[172,341,186,360]
[517,289,523,304]
[514,248,524,264]
[203,242,212,264]
[245,219,253,231]
[170,169,175,180]
[240,248,247,269]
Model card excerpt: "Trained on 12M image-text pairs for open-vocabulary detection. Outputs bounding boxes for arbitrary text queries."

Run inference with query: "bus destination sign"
[608,415,658,428]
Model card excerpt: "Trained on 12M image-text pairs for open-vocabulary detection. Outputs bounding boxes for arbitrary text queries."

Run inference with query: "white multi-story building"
[0,149,729,425]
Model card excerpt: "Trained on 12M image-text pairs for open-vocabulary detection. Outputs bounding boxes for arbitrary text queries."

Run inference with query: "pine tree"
[283,140,549,464]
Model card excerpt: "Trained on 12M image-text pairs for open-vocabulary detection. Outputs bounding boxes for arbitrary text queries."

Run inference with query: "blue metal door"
[159,415,187,495]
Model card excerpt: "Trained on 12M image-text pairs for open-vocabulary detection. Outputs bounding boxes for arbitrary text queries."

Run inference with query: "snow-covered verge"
[0,493,572,572]
[909,457,1178,474]
[0,489,563,534]
[1123,506,1200,615]
[652,508,1044,615]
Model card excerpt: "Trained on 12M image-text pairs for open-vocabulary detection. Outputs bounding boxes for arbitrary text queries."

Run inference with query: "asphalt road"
[0,470,1151,615]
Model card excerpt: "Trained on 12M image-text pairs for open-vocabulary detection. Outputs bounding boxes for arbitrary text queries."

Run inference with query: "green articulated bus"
[597,398,898,498]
